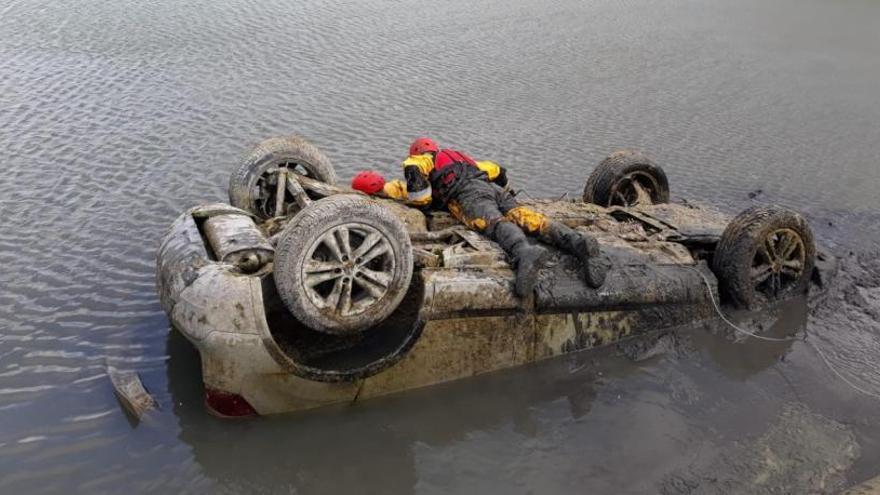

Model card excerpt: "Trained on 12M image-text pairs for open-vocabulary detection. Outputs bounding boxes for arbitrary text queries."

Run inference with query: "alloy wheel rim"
[751,228,806,298]
[301,223,396,317]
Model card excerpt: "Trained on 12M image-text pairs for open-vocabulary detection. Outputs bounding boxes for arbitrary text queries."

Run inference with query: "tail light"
[204,388,258,417]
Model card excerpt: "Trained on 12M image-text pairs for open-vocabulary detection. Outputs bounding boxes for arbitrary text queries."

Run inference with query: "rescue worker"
[351,170,386,196]
[380,137,509,208]
[353,137,609,298]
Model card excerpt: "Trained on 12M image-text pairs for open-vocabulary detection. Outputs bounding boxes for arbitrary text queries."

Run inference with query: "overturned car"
[156,135,830,417]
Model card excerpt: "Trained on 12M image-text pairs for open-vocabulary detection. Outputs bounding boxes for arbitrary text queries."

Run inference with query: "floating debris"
[108,366,157,421]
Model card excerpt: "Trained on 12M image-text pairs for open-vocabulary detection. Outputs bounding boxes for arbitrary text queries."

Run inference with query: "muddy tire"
[274,195,414,335]
[228,135,337,219]
[713,205,816,309]
[583,150,669,207]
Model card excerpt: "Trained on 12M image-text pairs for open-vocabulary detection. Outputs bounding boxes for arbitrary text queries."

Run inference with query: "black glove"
[494,168,509,188]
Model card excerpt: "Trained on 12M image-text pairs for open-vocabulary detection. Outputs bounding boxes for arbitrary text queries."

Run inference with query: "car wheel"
[583,150,669,207]
[228,135,337,220]
[274,195,414,334]
[713,205,816,309]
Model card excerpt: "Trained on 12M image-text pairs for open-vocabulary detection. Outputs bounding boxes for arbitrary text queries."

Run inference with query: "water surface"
[2,0,880,492]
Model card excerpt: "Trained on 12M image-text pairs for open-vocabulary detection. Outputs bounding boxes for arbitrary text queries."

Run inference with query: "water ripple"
[1,0,879,492]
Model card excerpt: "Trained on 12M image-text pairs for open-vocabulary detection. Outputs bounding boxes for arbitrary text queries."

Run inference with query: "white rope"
[807,337,880,400]
[688,265,880,400]
[514,188,537,200]
[689,266,797,342]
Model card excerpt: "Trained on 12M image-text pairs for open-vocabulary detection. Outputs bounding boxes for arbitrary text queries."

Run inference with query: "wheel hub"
[301,223,396,318]
[751,228,806,297]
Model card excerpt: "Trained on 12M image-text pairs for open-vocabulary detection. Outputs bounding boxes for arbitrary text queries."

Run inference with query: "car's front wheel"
[228,135,337,220]
[273,195,414,334]
[713,205,816,309]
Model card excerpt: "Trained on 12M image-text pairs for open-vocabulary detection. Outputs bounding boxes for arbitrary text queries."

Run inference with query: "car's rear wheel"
[583,150,669,207]
[274,195,414,334]
[713,205,816,309]
[228,135,337,220]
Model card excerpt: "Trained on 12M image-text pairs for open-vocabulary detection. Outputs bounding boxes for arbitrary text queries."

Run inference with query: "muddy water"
[2,0,880,492]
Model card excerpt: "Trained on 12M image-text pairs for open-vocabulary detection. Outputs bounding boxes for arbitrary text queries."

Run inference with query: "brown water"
[2,0,880,492]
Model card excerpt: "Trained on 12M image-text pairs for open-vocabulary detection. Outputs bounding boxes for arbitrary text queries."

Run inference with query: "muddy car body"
[156,136,830,417]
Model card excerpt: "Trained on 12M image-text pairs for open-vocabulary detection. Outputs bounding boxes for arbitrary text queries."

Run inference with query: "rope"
[514,189,570,201]
[807,336,880,400]
[514,188,537,200]
[688,266,880,400]
[688,266,797,342]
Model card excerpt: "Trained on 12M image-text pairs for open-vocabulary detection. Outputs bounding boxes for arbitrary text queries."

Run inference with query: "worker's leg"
[493,184,550,235]
[445,180,503,232]
[492,185,609,288]
[489,220,551,297]
[538,222,600,258]
[537,221,609,288]
[447,180,549,298]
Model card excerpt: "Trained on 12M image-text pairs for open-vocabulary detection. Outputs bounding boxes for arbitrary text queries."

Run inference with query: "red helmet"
[409,137,439,156]
[351,170,386,195]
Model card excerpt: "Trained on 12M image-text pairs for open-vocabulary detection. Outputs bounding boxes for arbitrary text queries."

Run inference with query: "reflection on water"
[2,0,880,491]
[693,297,807,381]
[158,298,864,494]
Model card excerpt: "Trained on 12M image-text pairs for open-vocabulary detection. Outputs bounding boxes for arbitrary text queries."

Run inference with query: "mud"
[844,475,880,495]
[618,331,679,362]
[262,276,426,382]
[660,403,859,494]
[811,250,880,322]
[803,249,880,490]
[806,249,880,396]
[616,248,880,493]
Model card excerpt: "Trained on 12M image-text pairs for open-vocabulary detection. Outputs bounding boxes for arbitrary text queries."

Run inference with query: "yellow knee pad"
[504,207,548,234]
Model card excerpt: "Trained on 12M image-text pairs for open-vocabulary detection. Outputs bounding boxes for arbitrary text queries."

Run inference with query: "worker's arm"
[476,160,509,188]
[382,179,408,201]
[401,155,434,207]
[404,165,432,206]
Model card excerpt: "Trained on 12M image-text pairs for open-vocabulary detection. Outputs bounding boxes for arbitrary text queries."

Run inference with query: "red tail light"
[204,388,258,417]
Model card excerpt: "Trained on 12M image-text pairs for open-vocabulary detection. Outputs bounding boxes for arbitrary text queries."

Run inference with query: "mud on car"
[156,135,832,417]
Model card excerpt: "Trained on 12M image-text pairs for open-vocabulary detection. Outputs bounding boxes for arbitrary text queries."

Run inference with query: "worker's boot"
[540,222,610,289]
[492,220,550,298]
